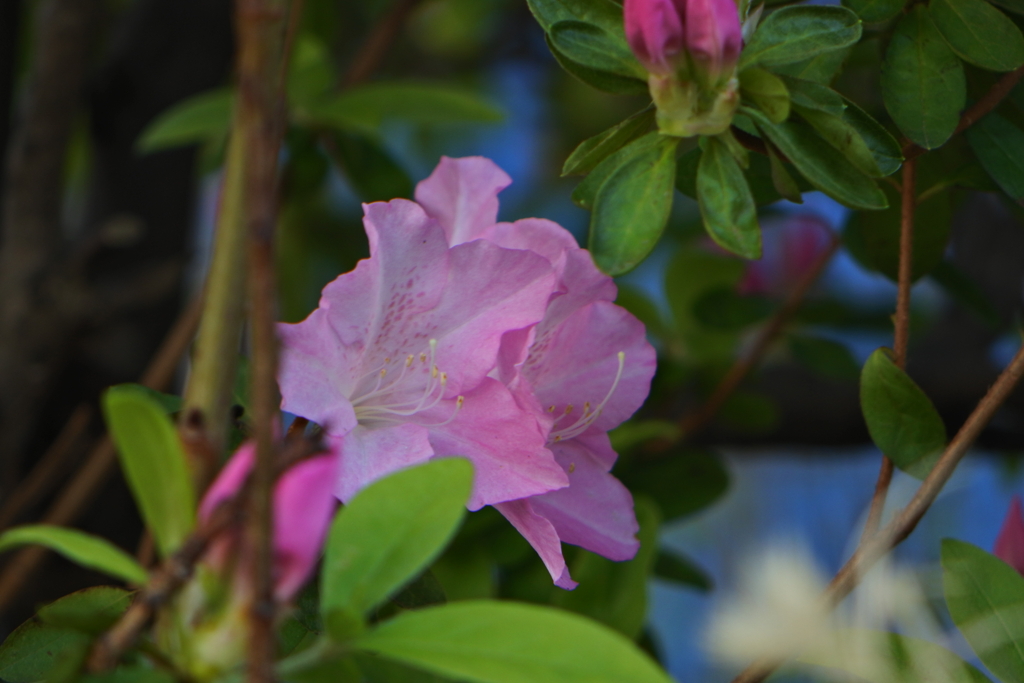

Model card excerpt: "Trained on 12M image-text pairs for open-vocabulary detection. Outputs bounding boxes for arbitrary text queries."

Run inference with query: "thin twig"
[677,236,841,439]
[861,158,918,540]
[730,343,1024,683]
[904,66,1024,162]
[342,0,426,87]
[0,295,203,613]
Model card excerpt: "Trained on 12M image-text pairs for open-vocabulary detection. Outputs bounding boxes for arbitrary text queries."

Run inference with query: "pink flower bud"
[199,440,338,602]
[738,214,833,297]
[995,496,1024,575]
[685,0,743,84]
[624,0,687,75]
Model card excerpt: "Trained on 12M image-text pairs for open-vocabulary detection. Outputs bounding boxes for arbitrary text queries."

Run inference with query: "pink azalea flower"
[198,441,338,602]
[995,496,1024,575]
[277,197,567,511]
[415,157,658,589]
[625,0,687,76]
[685,0,742,85]
[738,213,834,298]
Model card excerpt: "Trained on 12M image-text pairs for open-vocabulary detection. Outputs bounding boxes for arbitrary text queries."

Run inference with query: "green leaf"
[989,0,1024,17]
[613,286,671,342]
[114,384,182,414]
[321,459,472,624]
[554,497,660,639]
[329,131,413,202]
[860,348,947,478]
[930,0,1024,71]
[0,588,131,683]
[544,35,649,95]
[102,384,196,558]
[842,98,904,177]
[697,137,762,259]
[779,76,846,116]
[739,6,862,69]
[608,419,682,453]
[549,21,647,80]
[0,525,147,584]
[574,132,667,210]
[881,6,966,149]
[664,248,746,339]
[310,83,503,132]
[355,653,456,683]
[766,142,804,202]
[942,538,1024,683]
[740,68,791,123]
[653,550,712,591]
[796,107,885,177]
[799,629,993,683]
[589,133,679,275]
[355,601,673,683]
[843,0,906,24]
[789,334,860,381]
[618,449,729,520]
[692,287,773,330]
[37,586,132,635]
[563,108,655,176]
[136,87,233,153]
[967,112,1024,201]
[843,183,951,281]
[746,107,888,209]
[526,0,624,32]
[81,668,177,683]
[773,46,853,84]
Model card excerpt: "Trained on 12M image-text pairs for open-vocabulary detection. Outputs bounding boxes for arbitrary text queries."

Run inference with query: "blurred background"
[2,0,1024,680]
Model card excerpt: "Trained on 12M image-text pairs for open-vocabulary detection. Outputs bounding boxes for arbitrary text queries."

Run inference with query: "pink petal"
[995,496,1024,575]
[273,453,339,601]
[524,301,656,435]
[685,0,742,80]
[496,499,578,590]
[329,423,434,503]
[425,377,568,510]
[414,156,512,246]
[624,0,686,75]
[530,439,640,562]
[199,441,256,521]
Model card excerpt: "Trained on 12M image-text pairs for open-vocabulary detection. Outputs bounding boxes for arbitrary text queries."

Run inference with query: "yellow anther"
[547,405,556,413]
[564,404,573,415]
[406,355,414,367]
[568,462,576,474]
[384,357,391,364]
[432,366,439,378]
[456,395,465,407]
[420,353,427,363]
[554,435,562,442]
[440,372,448,384]
[380,369,387,378]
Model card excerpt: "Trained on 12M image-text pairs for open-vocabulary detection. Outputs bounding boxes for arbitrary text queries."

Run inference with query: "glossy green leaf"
[882,6,966,149]
[843,183,950,281]
[102,384,195,558]
[136,87,232,153]
[653,550,713,591]
[0,589,133,683]
[789,334,860,381]
[967,112,1024,201]
[930,0,1024,71]
[860,348,947,478]
[797,107,884,177]
[678,145,811,206]
[766,142,804,202]
[740,68,791,123]
[618,449,729,520]
[563,108,655,176]
[0,525,147,584]
[321,459,472,623]
[37,586,132,635]
[780,76,845,116]
[330,131,413,202]
[574,132,666,210]
[697,137,762,259]
[842,98,903,177]
[799,629,993,683]
[746,107,888,209]
[589,133,679,275]
[843,0,906,23]
[773,45,853,84]
[550,21,647,79]
[739,6,862,69]
[356,653,456,683]
[554,497,660,639]
[544,35,649,94]
[989,0,1024,17]
[310,83,503,132]
[942,538,1024,683]
[355,601,674,683]
[526,0,625,33]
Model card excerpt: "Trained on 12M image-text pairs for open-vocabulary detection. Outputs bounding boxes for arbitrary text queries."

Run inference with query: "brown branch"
[904,66,1024,162]
[862,158,918,540]
[730,342,1024,683]
[342,0,426,88]
[677,236,841,439]
[0,295,203,613]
